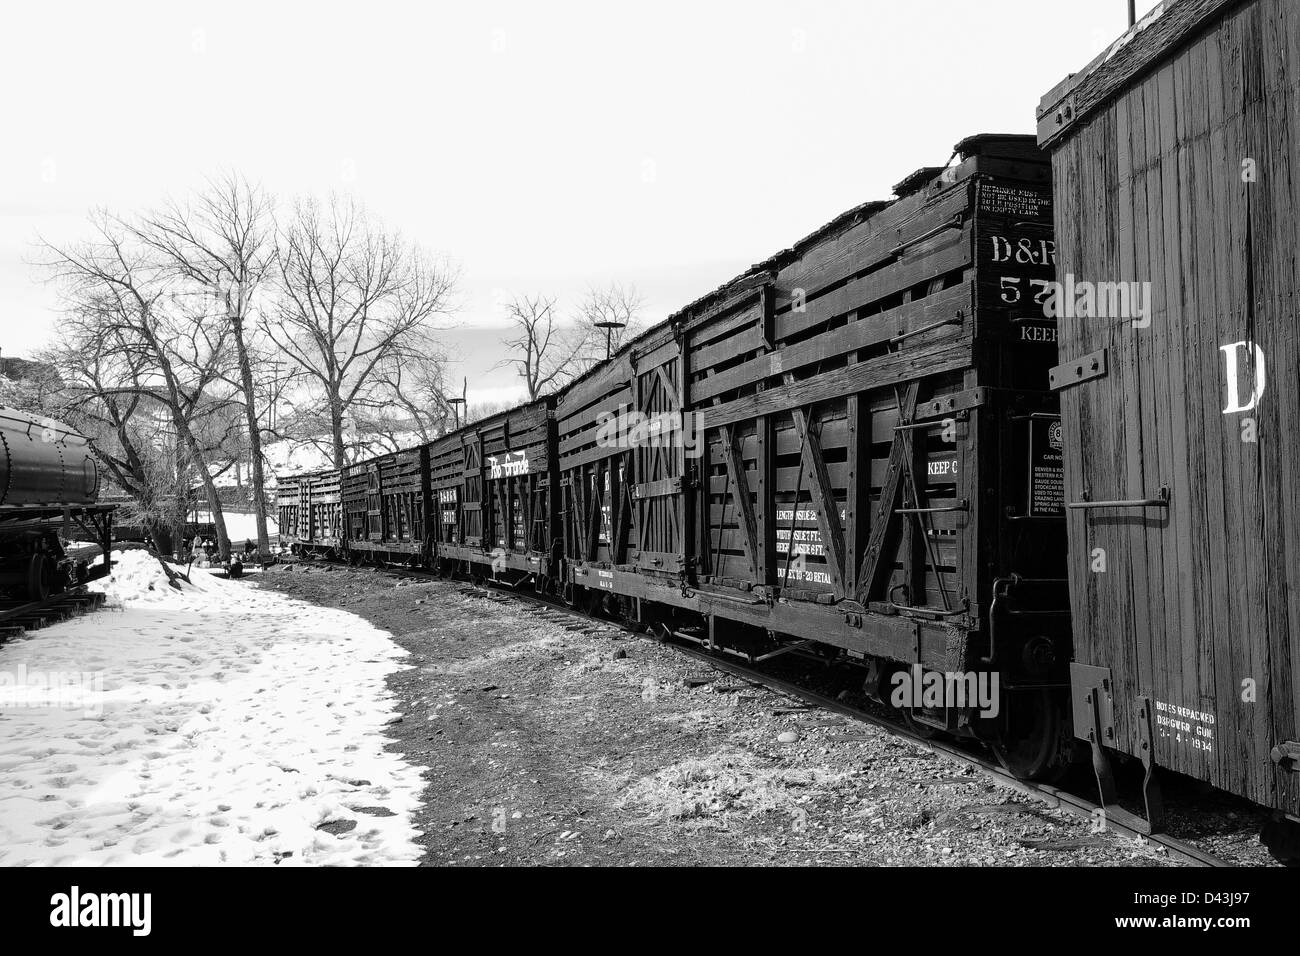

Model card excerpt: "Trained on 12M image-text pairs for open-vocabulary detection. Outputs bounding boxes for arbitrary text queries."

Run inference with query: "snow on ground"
[0,551,425,866]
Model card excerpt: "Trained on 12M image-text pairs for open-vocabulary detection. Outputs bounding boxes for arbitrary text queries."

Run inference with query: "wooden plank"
[719,425,758,580]
[784,384,844,597]
[855,382,920,602]
[690,283,970,404]
[701,334,969,432]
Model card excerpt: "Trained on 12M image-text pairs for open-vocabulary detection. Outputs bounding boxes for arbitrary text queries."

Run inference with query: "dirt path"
[254,564,1197,867]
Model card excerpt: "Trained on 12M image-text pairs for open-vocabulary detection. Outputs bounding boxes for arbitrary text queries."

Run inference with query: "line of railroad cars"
[282,131,1072,781]
[279,0,1300,861]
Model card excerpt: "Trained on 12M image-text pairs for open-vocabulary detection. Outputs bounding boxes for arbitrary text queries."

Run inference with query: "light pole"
[447,397,465,429]
[594,320,627,360]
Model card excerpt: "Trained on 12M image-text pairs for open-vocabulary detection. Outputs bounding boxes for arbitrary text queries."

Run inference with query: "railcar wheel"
[899,706,939,740]
[27,553,55,601]
[1261,818,1300,867]
[991,688,1072,782]
[877,665,938,739]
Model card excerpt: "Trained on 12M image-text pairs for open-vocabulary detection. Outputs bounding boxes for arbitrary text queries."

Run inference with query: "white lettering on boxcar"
[1154,698,1216,755]
[1220,340,1267,414]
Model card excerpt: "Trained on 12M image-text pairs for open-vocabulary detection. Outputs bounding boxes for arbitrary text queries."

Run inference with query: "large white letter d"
[1221,340,1267,414]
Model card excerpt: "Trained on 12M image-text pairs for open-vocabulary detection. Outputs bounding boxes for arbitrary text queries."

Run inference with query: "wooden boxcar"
[430,399,561,584]
[1038,0,1300,844]
[561,134,1069,774]
[275,469,343,553]
[340,446,432,563]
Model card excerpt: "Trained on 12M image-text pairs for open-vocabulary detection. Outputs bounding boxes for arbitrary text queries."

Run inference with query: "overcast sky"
[0,0,1160,408]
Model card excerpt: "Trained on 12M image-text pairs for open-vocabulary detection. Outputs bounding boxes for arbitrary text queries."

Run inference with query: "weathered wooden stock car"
[1039,0,1300,856]
[283,133,1072,781]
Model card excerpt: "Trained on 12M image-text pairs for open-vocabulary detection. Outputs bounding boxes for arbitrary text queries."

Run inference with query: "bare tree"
[37,212,239,560]
[497,294,575,400]
[572,282,645,370]
[269,195,457,468]
[359,340,455,446]
[34,318,189,554]
[131,174,276,552]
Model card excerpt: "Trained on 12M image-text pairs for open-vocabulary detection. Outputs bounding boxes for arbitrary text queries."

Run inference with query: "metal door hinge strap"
[1049,348,1107,390]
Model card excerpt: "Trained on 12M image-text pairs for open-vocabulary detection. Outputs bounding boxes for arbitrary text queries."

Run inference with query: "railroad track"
[283,556,1231,867]
[0,588,107,641]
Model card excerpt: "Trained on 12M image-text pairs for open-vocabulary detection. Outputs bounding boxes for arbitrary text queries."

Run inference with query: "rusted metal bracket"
[1271,741,1300,772]
[1071,662,1123,813]
[1136,695,1166,833]
[1049,348,1107,391]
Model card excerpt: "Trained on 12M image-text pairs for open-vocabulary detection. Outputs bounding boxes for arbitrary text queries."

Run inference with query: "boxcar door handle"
[1066,487,1170,510]
[895,500,969,515]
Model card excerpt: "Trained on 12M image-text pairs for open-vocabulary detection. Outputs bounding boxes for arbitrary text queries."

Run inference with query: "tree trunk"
[147,518,175,556]
[231,315,270,553]
[171,408,231,561]
[330,391,347,470]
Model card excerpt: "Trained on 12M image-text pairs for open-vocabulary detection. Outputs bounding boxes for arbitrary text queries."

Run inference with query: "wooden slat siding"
[1159,55,1202,781]
[788,401,845,598]
[705,414,901,464]
[1043,0,1300,816]
[1174,36,1215,785]
[754,417,774,588]
[690,316,764,373]
[1279,0,1300,806]
[845,386,868,597]
[718,426,757,579]
[771,226,972,343]
[1128,77,1156,738]
[750,157,1010,317]
[675,354,689,575]
[664,162,990,367]
[1147,81,1174,719]
[1196,24,1237,794]
[700,331,970,432]
[1251,0,1299,811]
[706,461,912,508]
[1108,79,1139,748]
[556,384,634,445]
[1211,11,1252,795]
[856,382,920,603]
[1264,0,1299,810]
[1221,13,1266,798]
[690,283,971,405]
